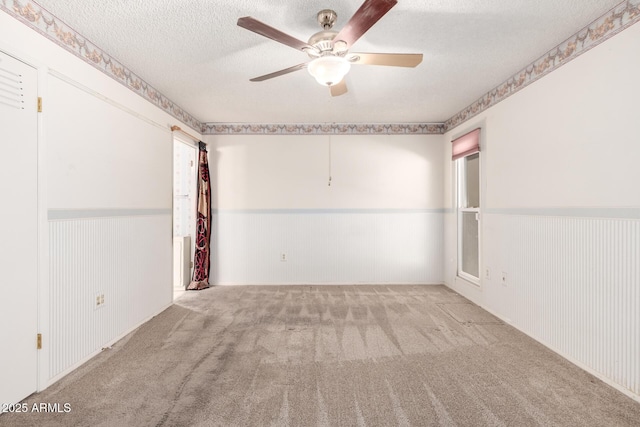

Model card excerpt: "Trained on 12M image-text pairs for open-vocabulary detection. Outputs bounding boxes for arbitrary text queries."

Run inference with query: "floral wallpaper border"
[444,0,640,131]
[3,0,639,135]
[201,123,445,135]
[1,0,203,131]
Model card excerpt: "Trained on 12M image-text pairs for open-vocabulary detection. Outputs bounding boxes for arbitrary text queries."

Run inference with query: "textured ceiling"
[33,0,622,124]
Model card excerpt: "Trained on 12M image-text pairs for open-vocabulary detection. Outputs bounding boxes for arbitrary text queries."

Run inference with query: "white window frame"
[456,153,481,285]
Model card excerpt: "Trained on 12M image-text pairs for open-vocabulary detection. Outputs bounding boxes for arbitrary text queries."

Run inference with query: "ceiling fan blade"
[348,53,423,67]
[249,62,308,82]
[330,80,348,97]
[333,0,398,48]
[238,17,316,52]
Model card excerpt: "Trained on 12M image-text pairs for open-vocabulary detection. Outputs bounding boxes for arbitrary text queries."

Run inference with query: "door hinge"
[37,97,42,112]
[37,333,42,350]
[190,160,194,167]
[190,261,194,268]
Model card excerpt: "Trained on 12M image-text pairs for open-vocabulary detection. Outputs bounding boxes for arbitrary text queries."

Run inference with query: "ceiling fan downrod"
[317,9,337,30]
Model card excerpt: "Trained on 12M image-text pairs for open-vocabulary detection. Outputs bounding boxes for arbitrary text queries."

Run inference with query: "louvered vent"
[0,66,24,110]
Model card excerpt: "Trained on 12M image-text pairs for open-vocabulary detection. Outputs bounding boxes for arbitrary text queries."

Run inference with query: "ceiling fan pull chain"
[328,134,332,187]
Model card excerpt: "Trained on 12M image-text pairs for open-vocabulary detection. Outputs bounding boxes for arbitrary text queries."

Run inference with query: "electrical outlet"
[501,272,507,286]
[485,268,491,280]
[95,293,105,309]
[280,253,287,262]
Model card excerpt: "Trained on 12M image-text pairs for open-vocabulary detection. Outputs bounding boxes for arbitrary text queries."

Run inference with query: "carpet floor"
[2,285,639,426]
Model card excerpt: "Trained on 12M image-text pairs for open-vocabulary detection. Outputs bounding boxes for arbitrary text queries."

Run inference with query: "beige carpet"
[2,285,639,426]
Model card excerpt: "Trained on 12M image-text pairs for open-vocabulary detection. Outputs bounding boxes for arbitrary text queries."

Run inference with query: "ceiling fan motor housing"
[308,30,338,56]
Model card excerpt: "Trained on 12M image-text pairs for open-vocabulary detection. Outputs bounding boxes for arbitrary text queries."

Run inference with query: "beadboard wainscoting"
[446,210,640,399]
[212,209,444,285]
[47,211,172,382]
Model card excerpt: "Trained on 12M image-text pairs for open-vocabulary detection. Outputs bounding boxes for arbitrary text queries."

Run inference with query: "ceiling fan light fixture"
[307,56,351,86]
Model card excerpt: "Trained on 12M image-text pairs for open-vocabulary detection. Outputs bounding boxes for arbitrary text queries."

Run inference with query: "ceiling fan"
[237,0,423,96]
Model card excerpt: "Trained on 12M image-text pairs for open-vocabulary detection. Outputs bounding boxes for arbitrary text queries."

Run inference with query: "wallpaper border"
[444,0,640,131]
[3,0,639,135]
[201,123,445,135]
[0,0,203,132]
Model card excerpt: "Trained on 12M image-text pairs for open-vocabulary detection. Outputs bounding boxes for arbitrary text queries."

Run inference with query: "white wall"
[0,11,193,389]
[205,134,444,284]
[47,75,172,210]
[443,23,640,399]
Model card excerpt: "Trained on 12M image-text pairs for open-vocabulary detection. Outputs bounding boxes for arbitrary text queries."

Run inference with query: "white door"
[0,51,39,404]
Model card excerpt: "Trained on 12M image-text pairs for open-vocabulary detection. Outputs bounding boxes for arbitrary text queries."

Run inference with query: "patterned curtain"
[187,141,212,290]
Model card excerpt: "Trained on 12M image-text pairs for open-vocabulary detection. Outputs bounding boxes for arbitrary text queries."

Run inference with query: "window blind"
[452,128,480,161]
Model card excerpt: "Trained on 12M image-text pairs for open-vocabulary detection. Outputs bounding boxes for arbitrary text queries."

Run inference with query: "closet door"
[0,51,39,405]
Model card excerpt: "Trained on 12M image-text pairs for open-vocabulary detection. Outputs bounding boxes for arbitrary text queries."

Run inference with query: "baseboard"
[37,301,174,392]
[212,282,445,286]
[443,281,640,404]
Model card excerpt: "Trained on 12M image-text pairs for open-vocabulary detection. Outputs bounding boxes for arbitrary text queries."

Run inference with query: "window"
[453,129,480,284]
[173,139,197,239]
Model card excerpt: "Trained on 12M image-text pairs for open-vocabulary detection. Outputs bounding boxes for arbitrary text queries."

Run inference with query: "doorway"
[172,136,198,297]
